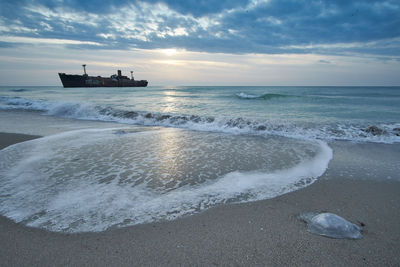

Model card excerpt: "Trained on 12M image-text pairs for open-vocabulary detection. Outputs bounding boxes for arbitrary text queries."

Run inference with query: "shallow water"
[1,86,399,143]
[0,85,399,232]
[0,127,332,232]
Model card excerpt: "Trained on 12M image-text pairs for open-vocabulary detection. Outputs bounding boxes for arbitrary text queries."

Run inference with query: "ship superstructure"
[59,65,148,87]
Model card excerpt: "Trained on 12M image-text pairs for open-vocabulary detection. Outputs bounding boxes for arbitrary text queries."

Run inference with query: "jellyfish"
[300,212,363,239]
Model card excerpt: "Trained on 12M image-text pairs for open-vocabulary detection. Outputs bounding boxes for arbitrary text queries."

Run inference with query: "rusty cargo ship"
[59,65,148,88]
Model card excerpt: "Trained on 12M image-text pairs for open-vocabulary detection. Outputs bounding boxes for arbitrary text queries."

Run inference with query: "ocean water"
[1,86,399,142]
[0,85,399,232]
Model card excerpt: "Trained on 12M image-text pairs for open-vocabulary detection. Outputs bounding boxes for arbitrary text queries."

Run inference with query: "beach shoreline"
[1,132,400,266]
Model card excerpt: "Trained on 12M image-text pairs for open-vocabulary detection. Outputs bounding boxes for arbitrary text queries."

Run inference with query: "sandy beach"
[2,0,400,264]
[1,132,400,266]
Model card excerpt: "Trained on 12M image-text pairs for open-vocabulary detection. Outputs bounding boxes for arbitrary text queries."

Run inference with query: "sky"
[0,0,399,86]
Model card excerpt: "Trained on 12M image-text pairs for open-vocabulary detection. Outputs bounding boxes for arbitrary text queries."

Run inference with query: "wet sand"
[0,132,399,266]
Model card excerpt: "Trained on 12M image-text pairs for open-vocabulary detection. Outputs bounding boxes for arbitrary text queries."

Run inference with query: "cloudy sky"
[1,0,399,85]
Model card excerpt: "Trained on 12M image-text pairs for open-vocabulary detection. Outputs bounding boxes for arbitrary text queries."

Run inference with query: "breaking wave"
[235,92,294,100]
[0,96,399,143]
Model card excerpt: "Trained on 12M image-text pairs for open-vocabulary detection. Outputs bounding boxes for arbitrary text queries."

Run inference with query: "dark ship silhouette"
[59,65,148,87]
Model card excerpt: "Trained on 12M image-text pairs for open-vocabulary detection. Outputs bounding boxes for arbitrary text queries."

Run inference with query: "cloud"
[147,0,250,17]
[1,36,102,46]
[1,44,399,86]
[0,0,399,57]
[318,60,331,64]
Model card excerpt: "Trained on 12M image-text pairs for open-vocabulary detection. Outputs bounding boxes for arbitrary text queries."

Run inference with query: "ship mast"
[82,64,87,75]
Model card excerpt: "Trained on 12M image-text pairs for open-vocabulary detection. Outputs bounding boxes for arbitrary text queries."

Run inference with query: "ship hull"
[59,73,148,88]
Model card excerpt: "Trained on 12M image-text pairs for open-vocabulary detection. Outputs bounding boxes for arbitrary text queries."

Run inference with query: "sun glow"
[161,48,178,56]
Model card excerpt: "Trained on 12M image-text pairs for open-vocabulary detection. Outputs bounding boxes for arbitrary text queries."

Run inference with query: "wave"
[0,96,399,144]
[236,92,294,100]
[0,96,53,110]
[0,129,332,232]
[10,88,28,92]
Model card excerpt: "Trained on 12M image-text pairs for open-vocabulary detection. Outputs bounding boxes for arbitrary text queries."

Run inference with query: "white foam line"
[0,129,333,232]
[1,96,399,144]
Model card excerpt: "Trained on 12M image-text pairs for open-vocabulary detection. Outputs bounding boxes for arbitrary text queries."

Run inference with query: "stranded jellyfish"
[300,212,363,239]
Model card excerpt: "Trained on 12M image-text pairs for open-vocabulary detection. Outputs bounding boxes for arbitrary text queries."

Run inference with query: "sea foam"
[235,92,292,100]
[0,128,332,232]
[1,96,399,143]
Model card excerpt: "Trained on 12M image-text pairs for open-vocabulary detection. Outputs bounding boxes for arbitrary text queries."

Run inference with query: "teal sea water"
[0,86,399,232]
[1,86,400,142]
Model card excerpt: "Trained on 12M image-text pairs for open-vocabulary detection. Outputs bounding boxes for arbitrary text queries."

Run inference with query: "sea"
[0,85,399,233]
